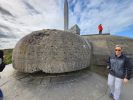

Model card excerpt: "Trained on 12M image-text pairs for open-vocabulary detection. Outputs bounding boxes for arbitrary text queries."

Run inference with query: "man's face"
[115,47,122,56]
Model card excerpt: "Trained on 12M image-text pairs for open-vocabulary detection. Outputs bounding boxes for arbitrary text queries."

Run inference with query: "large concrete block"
[12,29,91,73]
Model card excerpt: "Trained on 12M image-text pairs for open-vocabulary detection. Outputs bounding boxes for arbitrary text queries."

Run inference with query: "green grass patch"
[3,49,13,65]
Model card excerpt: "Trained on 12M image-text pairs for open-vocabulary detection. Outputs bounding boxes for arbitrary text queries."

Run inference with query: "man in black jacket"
[0,50,4,100]
[0,50,5,72]
[0,50,3,64]
[107,45,132,100]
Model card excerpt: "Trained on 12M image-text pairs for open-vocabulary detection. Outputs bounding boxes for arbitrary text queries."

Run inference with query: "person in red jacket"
[98,24,103,34]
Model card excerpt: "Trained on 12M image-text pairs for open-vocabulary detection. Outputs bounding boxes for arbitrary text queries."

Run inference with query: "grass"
[3,49,13,65]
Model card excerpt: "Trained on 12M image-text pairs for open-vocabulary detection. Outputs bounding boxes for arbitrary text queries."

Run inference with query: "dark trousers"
[0,89,3,100]
[99,30,102,34]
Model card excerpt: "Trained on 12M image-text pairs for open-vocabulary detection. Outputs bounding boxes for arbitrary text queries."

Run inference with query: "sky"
[0,0,133,49]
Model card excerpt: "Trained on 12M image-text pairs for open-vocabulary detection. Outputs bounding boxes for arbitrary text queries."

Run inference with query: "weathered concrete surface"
[0,64,133,100]
[83,34,133,67]
[12,29,91,73]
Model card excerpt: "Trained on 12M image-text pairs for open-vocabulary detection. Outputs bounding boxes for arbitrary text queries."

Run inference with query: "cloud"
[69,0,133,34]
[0,38,19,49]
[0,0,64,38]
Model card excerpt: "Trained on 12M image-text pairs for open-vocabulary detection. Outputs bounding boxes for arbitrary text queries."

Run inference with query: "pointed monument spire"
[64,0,69,30]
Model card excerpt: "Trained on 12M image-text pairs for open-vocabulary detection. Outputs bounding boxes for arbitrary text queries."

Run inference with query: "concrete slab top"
[0,64,133,100]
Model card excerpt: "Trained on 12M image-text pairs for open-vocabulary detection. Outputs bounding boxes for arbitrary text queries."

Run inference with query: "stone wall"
[83,34,133,67]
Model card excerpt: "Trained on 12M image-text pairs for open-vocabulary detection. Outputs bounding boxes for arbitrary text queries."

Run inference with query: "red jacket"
[98,25,103,31]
